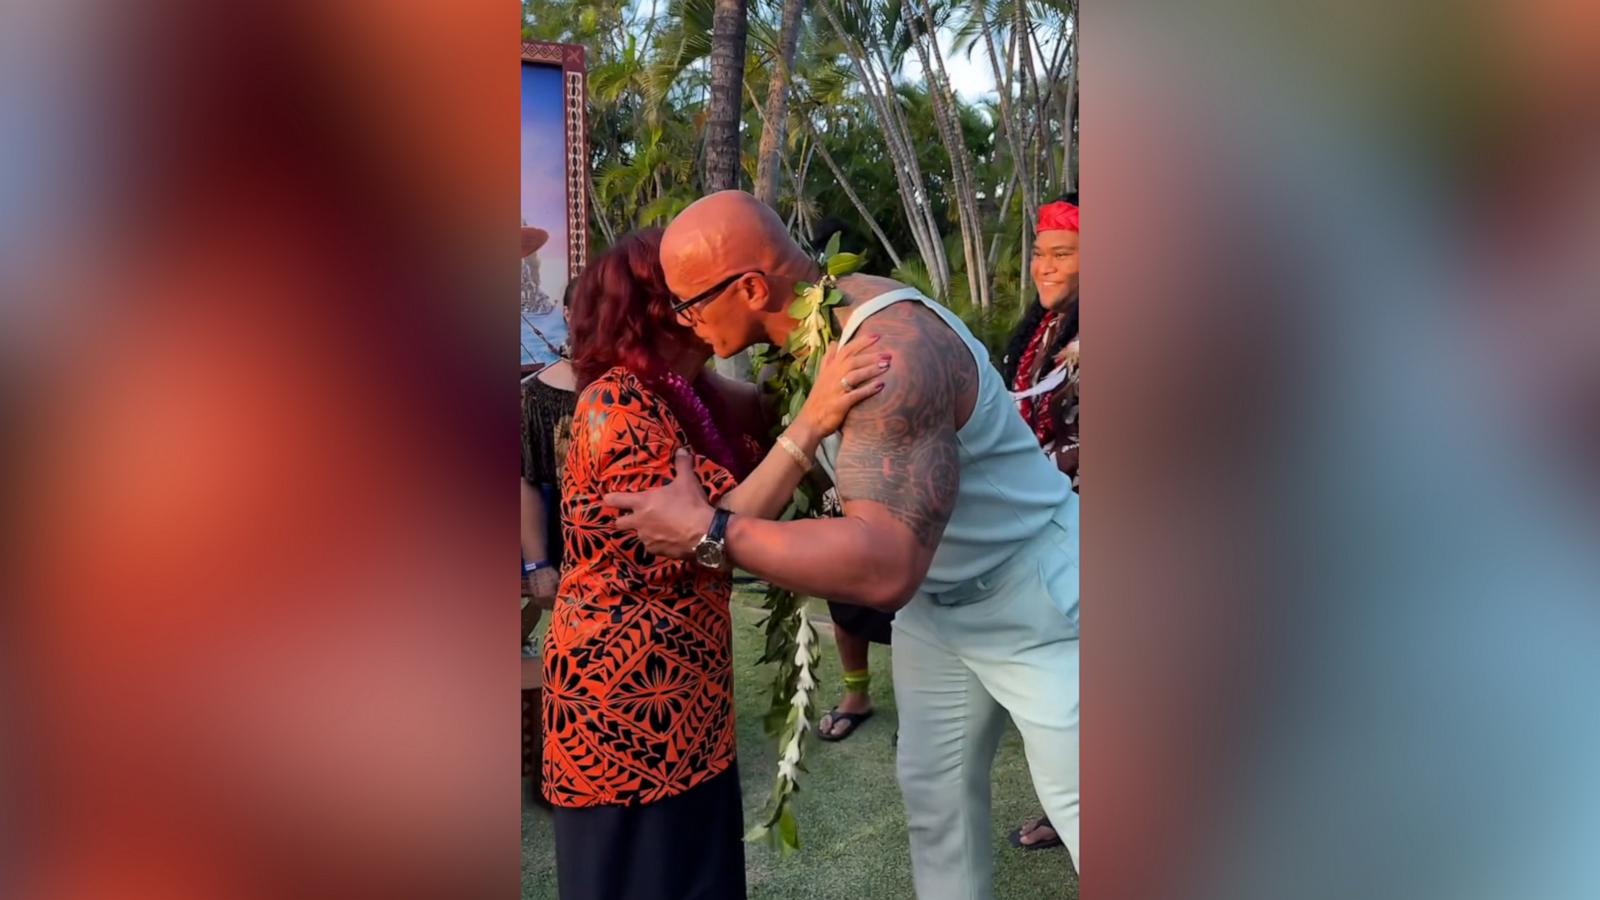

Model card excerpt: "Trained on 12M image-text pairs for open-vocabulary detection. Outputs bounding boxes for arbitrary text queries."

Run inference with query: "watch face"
[695,540,725,570]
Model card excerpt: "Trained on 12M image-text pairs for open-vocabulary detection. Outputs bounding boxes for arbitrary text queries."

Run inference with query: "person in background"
[542,228,888,900]
[520,228,568,809]
[521,271,578,650]
[1001,195,1080,852]
[1003,196,1079,482]
[800,221,897,743]
[817,584,892,741]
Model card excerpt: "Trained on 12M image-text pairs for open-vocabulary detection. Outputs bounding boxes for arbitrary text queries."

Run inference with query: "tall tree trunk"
[1063,7,1079,194]
[745,79,813,238]
[860,35,943,289]
[1000,21,1035,272]
[707,0,752,380]
[870,44,950,295]
[794,140,816,237]
[975,0,1036,226]
[1032,18,1070,191]
[705,0,749,193]
[1017,0,1035,310]
[1068,97,1079,196]
[904,0,989,308]
[810,120,904,270]
[815,0,946,297]
[1020,219,1032,308]
[755,0,807,207]
[987,165,1020,271]
[939,18,991,307]
[746,81,805,196]
[1016,0,1042,218]
[1009,15,1072,201]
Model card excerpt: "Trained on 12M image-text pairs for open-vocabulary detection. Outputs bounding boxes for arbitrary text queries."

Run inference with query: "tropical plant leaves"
[826,251,864,276]
[778,806,800,853]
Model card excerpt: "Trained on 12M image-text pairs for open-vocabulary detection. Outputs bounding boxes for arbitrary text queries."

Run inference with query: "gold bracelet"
[776,434,813,473]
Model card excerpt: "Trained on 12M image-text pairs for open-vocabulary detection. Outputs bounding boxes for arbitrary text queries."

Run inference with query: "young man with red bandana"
[1004,197,1080,484]
[1002,198,1081,853]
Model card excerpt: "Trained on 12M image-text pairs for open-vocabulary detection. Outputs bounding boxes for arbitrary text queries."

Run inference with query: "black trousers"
[828,600,895,645]
[551,765,746,900]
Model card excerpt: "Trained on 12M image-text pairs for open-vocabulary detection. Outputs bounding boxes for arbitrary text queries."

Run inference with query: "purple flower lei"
[652,369,747,477]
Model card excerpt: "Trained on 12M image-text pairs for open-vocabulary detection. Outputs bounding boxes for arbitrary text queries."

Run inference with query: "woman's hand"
[795,336,891,438]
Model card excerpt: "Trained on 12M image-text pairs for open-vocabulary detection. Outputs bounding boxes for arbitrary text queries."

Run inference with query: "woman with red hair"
[542,228,888,900]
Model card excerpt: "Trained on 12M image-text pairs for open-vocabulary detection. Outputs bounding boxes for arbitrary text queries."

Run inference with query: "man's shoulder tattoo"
[834,304,974,548]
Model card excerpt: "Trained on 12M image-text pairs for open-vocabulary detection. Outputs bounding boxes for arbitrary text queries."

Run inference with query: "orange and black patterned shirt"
[541,368,739,808]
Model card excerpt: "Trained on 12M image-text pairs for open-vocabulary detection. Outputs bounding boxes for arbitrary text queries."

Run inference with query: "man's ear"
[747,274,775,313]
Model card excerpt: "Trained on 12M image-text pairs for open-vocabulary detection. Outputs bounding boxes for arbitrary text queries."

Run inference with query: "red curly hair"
[568,229,696,388]
[567,229,752,476]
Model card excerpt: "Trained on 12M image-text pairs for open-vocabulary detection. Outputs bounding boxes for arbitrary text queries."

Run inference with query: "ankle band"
[841,668,871,694]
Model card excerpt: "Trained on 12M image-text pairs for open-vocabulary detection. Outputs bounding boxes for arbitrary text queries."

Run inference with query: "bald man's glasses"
[672,270,762,318]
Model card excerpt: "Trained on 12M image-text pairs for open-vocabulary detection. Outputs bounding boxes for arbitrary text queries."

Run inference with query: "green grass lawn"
[523,594,1077,899]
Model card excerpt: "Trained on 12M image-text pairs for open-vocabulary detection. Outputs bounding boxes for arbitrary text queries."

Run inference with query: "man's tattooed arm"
[833,304,973,551]
[716,301,977,610]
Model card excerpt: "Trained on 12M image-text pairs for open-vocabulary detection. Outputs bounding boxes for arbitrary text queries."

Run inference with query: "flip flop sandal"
[817,707,874,742]
[1008,815,1064,851]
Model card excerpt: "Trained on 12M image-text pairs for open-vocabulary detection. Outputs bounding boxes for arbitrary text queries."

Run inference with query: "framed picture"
[521,41,587,371]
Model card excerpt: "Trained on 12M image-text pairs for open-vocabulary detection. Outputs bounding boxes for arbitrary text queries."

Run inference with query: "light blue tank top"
[815,288,1077,595]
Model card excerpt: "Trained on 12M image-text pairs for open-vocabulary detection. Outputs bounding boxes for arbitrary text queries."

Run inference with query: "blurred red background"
[5,2,520,898]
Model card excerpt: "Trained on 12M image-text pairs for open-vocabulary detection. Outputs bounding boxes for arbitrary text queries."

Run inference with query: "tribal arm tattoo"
[716,302,977,610]
[833,303,974,551]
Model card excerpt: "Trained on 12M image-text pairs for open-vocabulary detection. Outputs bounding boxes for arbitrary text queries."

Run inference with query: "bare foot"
[1018,815,1059,848]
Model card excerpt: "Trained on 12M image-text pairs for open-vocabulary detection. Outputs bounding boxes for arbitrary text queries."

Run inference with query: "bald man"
[607,191,1079,895]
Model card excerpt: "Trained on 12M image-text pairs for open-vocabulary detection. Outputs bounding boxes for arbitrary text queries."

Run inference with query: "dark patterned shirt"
[1014,314,1080,482]
[522,373,577,566]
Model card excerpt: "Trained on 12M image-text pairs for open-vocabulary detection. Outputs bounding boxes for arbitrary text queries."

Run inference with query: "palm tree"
[964,0,1037,226]
[525,0,1073,361]
[755,0,808,207]
[1062,1,1078,193]
[814,0,949,298]
[901,0,990,308]
[705,0,750,192]
[704,0,752,376]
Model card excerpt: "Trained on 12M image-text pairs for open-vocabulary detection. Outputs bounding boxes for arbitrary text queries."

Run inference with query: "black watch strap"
[706,507,731,543]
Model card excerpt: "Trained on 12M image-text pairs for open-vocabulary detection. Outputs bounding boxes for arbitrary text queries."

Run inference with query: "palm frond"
[638,190,696,226]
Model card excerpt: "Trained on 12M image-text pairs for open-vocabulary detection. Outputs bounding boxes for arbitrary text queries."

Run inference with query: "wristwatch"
[694,508,732,571]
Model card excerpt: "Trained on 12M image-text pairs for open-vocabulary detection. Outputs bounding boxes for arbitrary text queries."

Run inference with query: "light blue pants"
[892,515,1080,899]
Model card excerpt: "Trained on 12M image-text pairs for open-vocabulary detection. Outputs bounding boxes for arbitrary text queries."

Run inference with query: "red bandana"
[1037,201,1079,234]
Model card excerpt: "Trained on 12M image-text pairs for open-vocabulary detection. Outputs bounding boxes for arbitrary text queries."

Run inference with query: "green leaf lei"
[742,234,864,854]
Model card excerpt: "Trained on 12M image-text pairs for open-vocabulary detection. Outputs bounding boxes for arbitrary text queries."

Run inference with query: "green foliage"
[523,0,1059,275]
[894,234,1028,365]
[826,252,863,277]
[637,190,697,225]
[740,245,862,853]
